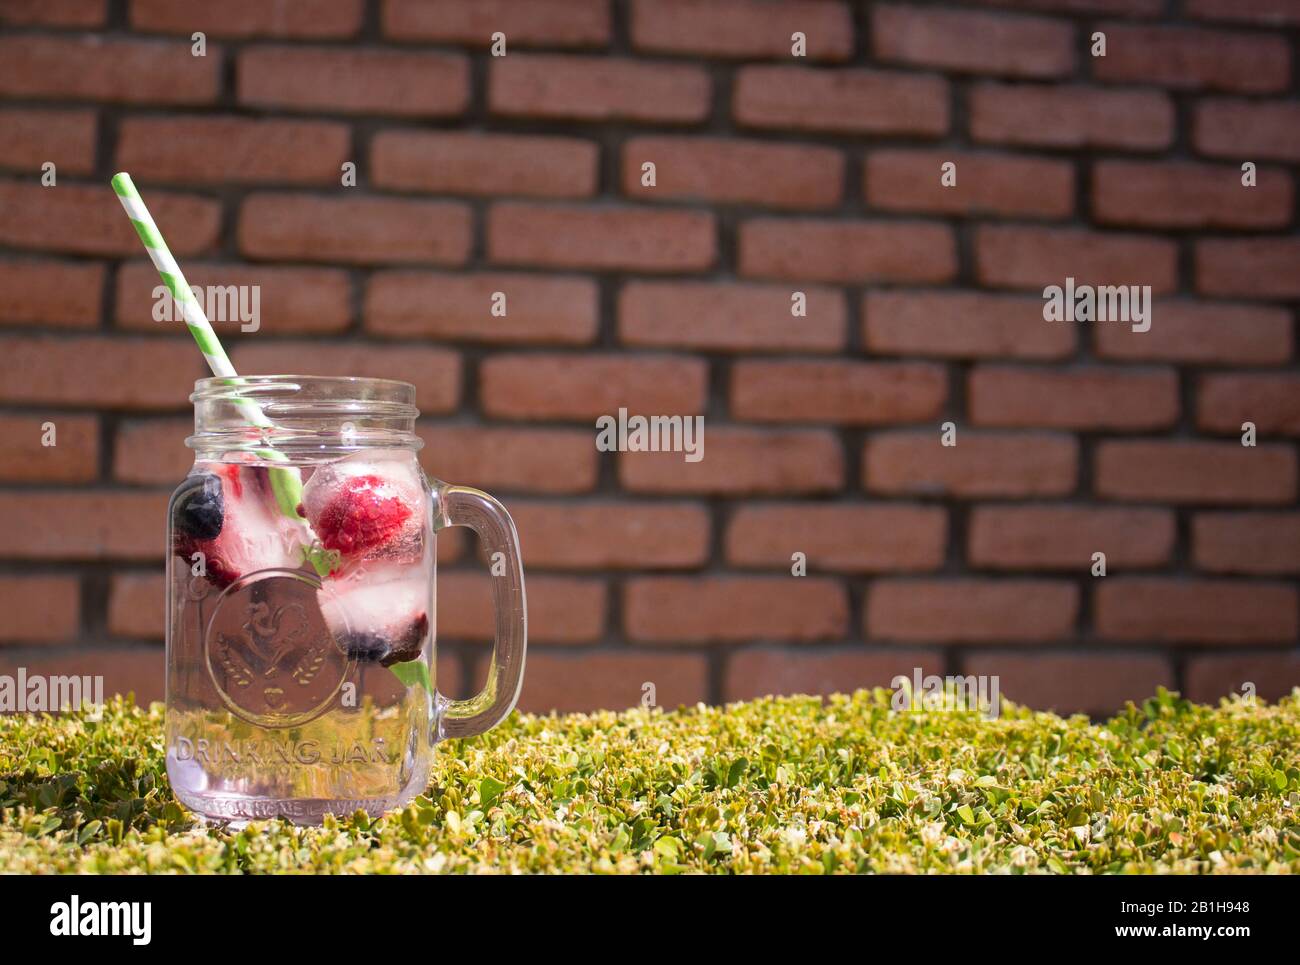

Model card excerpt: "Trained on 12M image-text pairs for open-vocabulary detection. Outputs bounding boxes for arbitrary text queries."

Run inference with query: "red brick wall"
[0,0,1297,717]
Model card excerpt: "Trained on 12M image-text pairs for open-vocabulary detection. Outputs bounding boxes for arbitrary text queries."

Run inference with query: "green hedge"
[2,690,1298,873]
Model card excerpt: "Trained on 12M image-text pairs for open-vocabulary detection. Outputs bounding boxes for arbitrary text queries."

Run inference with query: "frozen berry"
[338,613,428,666]
[315,474,413,555]
[171,472,223,541]
[173,464,306,589]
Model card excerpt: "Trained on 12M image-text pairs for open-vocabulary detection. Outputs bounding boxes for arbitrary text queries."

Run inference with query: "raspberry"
[315,474,413,555]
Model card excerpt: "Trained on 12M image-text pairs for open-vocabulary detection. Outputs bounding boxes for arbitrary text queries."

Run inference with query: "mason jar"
[165,375,526,825]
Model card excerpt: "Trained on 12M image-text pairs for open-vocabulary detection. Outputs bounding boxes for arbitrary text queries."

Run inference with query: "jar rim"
[189,375,422,456]
[192,374,417,397]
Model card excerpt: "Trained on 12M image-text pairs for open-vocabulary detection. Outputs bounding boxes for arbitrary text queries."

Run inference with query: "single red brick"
[1093,300,1292,365]
[625,576,847,642]
[723,648,944,703]
[0,490,166,560]
[740,218,956,283]
[1092,160,1291,229]
[1096,577,1297,643]
[480,353,706,421]
[961,652,1172,716]
[418,424,598,494]
[1185,0,1300,24]
[1093,22,1290,93]
[864,431,1077,498]
[383,0,611,47]
[239,46,468,116]
[113,417,193,485]
[108,572,164,638]
[726,503,947,573]
[970,82,1173,150]
[1096,440,1296,505]
[1198,374,1300,436]
[865,149,1073,218]
[0,258,103,328]
[968,366,1178,430]
[867,578,1078,642]
[115,261,352,335]
[873,4,1075,77]
[620,428,843,495]
[969,505,1175,569]
[439,572,605,644]
[0,0,104,26]
[1194,99,1300,162]
[1196,238,1300,299]
[365,270,597,345]
[976,224,1178,292]
[0,648,165,704]
[632,0,852,60]
[0,336,204,409]
[117,116,349,185]
[239,194,471,266]
[132,0,362,36]
[489,54,710,123]
[0,108,96,175]
[0,575,80,642]
[0,414,98,483]
[620,281,845,354]
[623,136,844,210]
[731,360,947,425]
[0,182,219,258]
[516,651,708,714]
[967,0,1162,12]
[734,65,948,135]
[509,501,711,570]
[1184,654,1300,705]
[488,203,716,273]
[0,35,217,103]
[863,290,1075,360]
[1193,512,1300,575]
[372,130,597,199]
[230,342,460,414]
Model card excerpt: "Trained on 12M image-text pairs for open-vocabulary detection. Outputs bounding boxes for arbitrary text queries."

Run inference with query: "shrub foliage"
[1,690,1297,873]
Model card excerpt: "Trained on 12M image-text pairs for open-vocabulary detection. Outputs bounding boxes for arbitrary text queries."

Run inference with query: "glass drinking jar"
[165,376,526,825]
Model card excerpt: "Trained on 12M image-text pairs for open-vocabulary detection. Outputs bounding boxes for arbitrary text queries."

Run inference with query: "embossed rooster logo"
[214,602,326,709]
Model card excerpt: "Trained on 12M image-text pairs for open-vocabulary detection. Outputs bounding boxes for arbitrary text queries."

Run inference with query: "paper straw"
[111,172,301,518]
[111,173,271,420]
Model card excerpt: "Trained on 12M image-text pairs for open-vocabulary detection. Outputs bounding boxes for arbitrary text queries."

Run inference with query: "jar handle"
[430,483,527,740]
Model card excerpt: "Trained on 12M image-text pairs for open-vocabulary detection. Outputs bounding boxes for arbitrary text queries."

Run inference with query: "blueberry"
[172,472,224,541]
[341,632,389,664]
[340,614,428,667]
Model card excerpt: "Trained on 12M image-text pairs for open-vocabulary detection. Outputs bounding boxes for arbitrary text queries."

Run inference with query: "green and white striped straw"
[111,172,302,518]
[111,173,266,419]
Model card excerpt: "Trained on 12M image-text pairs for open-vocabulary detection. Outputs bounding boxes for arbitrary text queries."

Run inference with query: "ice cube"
[174,463,308,588]
[300,451,425,562]
[319,559,429,666]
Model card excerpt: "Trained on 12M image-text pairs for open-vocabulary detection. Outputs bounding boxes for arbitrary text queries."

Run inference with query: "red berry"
[315,474,412,555]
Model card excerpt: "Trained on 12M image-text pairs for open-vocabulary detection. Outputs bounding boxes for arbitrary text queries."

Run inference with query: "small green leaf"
[479,776,508,809]
[302,544,341,579]
[727,757,748,788]
[77,819,102,844]
[389,659,431,693]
